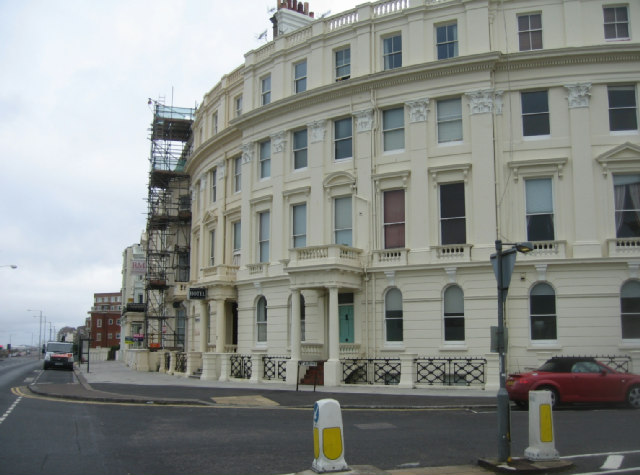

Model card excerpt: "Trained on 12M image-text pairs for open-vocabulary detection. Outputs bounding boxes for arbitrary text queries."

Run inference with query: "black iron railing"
[175,352,187,373]
[230,354,252,379]
[342,358,401,385]
[263,355,289,381]
[415,357,486,386]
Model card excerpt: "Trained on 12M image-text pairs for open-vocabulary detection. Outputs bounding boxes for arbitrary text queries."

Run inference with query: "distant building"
[120,240,147,353]
[88,292,122,348]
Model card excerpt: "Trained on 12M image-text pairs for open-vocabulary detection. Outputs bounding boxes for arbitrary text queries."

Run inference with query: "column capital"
[354,109,374,133]
[564,83,592,108]
[406,98,429,123]
[308,120,326,143]
[271,130,286,152]
[465,89,495,115]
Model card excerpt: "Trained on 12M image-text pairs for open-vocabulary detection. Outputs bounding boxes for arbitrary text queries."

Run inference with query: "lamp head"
[515,242,534,253]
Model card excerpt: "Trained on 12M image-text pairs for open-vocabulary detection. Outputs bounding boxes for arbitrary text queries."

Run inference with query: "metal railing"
[230,354,252,379]
[164,352,171,371]
[263,355,289,381]
[175,352,187,373]
[415,357,486,386]
[342,358,401,385]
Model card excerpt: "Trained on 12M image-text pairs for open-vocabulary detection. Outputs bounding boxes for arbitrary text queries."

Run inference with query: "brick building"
[88,292,122,348]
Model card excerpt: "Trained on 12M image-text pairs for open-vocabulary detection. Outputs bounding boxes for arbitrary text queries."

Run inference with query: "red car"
[506,357,640,409]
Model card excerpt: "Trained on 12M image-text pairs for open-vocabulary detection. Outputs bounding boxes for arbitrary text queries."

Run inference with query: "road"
[1,356,640,475]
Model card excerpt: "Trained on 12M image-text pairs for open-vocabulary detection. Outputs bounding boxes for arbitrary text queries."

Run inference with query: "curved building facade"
[177,0,639,387]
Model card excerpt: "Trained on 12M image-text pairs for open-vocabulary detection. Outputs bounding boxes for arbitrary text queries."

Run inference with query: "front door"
[339,305,354,343]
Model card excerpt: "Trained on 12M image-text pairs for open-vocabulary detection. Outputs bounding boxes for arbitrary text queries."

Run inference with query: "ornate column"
[215,299,226,353]
[324,286,341,387]
[199,300,209,354]
[465,89,498,246]
[565,83,599,257]
[286,288,302,385]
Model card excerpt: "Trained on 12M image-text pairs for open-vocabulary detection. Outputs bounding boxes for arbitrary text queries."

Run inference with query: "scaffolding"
[144,101,195,350]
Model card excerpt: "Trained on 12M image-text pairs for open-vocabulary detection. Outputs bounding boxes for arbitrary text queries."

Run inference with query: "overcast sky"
[0,0,361,348]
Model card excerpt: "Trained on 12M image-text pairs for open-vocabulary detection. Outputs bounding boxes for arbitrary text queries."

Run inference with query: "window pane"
[233,221,241,250]
[444,317,465,341]
[526,179,553,213]
[527,215,555,241]
[383,108,404,129]
[437,98,462,142]
[531,315,557,340]
[335,197,352,228]
[293,129,308,169]
[293,204,306,248]
[386,319,403,341]
[522,91,548,113]
[335,118,352,138]
[335,196,352,246]
[444,285,464,314]
[440,183,465,218]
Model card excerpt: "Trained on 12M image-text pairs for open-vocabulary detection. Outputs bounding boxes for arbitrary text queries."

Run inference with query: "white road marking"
[601,455,625,470]
[0,397,23,426]
[561,449,640,459]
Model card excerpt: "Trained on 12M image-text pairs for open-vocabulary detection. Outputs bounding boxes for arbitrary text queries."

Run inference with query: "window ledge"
[527,343,562,351]
[619,341,640,350]
[381,344,405,352]
[610,130,639,136]
[523,134,551,141]
[437,140,463,147]
[439,344,468,352]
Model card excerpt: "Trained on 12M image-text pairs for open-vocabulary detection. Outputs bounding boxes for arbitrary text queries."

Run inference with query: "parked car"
[506,357,640,409]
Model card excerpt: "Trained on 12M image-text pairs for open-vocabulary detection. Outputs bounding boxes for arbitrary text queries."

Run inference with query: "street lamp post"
[491,239,533,463]
[27,309,43,359]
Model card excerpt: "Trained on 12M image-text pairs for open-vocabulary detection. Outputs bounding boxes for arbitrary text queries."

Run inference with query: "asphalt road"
[1,356,640,475]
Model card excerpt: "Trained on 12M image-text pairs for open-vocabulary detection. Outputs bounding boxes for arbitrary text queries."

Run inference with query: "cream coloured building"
[145,0,640,388]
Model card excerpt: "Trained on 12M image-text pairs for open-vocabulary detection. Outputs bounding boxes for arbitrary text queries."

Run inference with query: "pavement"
[24,360,573,475]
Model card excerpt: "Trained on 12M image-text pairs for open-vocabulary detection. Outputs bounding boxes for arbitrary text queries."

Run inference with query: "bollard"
[524,390,559,461]
[312,398,349,473]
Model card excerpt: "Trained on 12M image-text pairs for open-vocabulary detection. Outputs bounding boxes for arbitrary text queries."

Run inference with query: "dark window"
[604,6,629,40]
[256,297,267,342]
[335,47,351,80]
[383,35,402,70]
[334,118,353,160]
[440,183,466,245]
[608,86,638,132]
[614,174,640,238]
[293,129,308,169]
[530,283,557,340]
[294,61,307,93]
[621,281,640,339]
[383,190,405,249]
[525,178,554,241]
[518,14,542,51]
[444,285,465,341]
[436,23,458,59]
[385,288,403,342]
[521,90,550,136]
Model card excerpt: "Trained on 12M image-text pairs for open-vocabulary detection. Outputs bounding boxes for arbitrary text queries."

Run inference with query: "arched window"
[385,288,403,342]
[530,283,556,341]
[621,281,640,339]
[256,296,267,343]
[444,285,464,342]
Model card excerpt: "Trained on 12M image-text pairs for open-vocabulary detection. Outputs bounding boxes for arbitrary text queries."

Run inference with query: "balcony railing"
[432,244,472,262]
[372,249,408,266]
[608,238,640,257]
[288,245,363,269]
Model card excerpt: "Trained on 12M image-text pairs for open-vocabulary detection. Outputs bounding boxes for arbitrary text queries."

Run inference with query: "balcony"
[520,241,567,260]
[285,245,364,288]
[608,238,640,257]
[371,248,408,267]
[432,244,473,262]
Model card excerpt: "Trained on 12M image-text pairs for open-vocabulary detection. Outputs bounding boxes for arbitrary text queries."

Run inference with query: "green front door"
[339,305,354,343]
